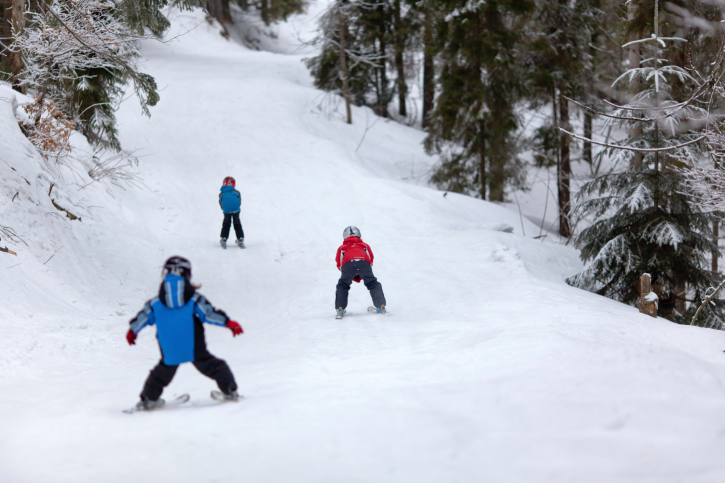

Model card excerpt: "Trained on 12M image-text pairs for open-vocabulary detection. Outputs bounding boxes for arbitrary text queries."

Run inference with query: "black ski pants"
[221,212,244,240]
[140,353,237,401]
[335,260,386,309]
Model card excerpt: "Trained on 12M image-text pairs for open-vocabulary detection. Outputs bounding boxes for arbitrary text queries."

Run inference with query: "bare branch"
[690,279,725,326]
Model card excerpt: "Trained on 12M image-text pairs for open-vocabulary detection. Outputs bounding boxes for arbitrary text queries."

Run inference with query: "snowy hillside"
[3,7,725,483]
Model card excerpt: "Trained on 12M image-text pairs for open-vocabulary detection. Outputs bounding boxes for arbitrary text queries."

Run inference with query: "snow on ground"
[3,6,725,483]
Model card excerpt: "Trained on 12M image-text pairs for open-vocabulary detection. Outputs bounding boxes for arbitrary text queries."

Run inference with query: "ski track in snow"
[2,8,725,483]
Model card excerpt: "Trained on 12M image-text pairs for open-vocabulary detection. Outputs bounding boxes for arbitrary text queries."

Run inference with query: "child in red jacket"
[335,226,386,318]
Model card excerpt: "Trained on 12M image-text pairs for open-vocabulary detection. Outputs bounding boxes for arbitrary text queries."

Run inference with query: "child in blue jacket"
[126,256,243,409]
[219,176,245,248]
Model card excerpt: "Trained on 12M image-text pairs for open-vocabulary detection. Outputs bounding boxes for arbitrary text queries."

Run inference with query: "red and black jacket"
[336,236,374,270]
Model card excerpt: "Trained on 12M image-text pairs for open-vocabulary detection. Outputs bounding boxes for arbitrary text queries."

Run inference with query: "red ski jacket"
[336,236,374,270]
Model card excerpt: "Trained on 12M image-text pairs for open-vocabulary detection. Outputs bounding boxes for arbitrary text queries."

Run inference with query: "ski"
[123,393,190,414]
[211,390,242,402]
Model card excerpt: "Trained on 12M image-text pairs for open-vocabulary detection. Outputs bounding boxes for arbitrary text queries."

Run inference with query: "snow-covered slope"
[3,8,725,483]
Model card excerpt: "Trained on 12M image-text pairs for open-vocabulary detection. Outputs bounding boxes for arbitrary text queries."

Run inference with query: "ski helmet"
[163,256,192,279]
[343,226,361,239]
[223,176,236,187]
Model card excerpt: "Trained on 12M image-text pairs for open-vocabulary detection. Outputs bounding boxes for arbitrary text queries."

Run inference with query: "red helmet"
[223,176,235,187]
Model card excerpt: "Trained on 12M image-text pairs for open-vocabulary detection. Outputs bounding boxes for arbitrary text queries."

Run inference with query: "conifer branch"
[558,128,705,153]
[564,96,658,122]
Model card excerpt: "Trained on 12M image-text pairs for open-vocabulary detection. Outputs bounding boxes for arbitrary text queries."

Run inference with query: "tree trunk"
[674,282,686,316]
[260,0,270,25]
[338,5,352,124]
[208,0,231,24]
[376,10,389,118]
[10,0,25,93]
[393,0,407,117]
[422,10,434,129]
[1,0,10,66]
[208,0,218,19]
[220,0,231,23]
[488,113,505,202]
[479,120,487,199]
[558,93,571,238]
[714,220,719,273]
[583,111,592,164]
[628,1,642,166]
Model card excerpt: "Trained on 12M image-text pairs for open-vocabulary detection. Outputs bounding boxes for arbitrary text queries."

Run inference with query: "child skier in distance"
[219,176,245,248]
[126,256,244,409]
[335,226,387,318]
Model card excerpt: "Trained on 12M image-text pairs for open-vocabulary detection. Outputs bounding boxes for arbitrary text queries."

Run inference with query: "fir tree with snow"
[567,0,723,324]
[10,0,162,151]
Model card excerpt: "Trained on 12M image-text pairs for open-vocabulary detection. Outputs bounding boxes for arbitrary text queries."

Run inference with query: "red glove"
[227,320,243,336]
[126,328,137,346]
[353,275,362,283]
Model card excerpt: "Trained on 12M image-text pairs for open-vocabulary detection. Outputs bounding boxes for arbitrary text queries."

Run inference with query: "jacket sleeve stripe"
[129,299,157,333]
[192,294,229,326]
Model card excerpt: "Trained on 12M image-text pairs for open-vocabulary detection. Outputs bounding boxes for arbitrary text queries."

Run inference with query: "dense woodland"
[4,0,725,324]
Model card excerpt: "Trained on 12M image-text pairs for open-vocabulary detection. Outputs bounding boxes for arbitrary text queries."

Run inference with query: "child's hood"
[158,273,196,308]
[342,236,365,246]
[220,185,236,193]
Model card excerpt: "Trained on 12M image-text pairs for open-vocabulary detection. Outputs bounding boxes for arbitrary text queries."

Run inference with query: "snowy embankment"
[3,8,725,483]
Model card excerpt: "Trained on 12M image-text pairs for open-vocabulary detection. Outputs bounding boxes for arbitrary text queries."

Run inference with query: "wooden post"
[637,273,658,318]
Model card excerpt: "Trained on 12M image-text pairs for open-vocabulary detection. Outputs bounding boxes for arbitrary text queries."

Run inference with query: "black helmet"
[162,256,192,279]
[343,226,361,239]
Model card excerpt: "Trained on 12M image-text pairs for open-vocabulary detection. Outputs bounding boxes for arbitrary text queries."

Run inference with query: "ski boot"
[211,388,241,402]
[235,238,245,249]
[335,307,346,319]
[376,305,387,314]
[135,396,165,411]
[220,237,227,249]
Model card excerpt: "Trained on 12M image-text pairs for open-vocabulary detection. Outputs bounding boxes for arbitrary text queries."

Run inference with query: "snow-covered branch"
[12,0,159,116]
[559,128,706,153]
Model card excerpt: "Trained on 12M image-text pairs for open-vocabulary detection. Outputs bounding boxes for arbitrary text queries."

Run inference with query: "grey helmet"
[343,226,361,239]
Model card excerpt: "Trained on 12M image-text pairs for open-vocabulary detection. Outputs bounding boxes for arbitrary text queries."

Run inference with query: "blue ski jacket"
[219,185,241,214]
[128,274,230,365]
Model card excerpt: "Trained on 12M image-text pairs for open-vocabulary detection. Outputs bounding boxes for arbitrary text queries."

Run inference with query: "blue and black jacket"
[219,186,241,214]
[129,274,230,365]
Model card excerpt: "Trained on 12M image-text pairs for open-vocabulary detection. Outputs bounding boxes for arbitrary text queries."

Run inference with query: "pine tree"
[425,0,532,201]
[526,0,601,237]
[566,0,723,323]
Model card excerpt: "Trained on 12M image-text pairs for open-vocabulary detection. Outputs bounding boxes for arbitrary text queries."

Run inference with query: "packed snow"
[2,7,725,483]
